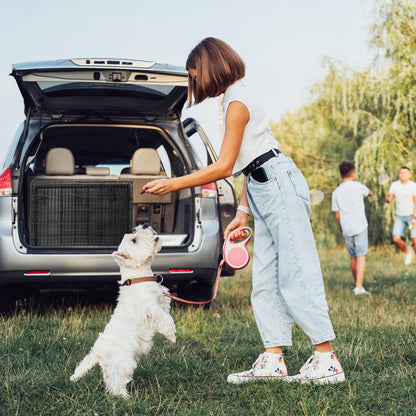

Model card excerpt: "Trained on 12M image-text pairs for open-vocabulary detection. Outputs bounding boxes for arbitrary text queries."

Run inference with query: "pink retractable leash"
[222,226,252,270]
[165,227,252,305]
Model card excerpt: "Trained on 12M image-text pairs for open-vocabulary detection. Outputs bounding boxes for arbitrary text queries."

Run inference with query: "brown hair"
[339,161,355,178]
[186,37,245,105]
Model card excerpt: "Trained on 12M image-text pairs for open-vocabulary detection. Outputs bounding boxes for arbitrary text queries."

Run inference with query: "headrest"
[85,166,111,176]
[130,148,161,175]
[45,148,75,175]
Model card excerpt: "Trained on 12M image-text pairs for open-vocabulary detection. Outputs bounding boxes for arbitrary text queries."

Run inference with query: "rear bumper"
[0,231,219,288]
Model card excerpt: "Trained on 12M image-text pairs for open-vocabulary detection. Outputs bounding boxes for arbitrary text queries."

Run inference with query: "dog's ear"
[112,251,127,266]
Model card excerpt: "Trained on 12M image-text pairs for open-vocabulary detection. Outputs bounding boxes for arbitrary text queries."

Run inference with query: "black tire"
[220,260,236,277]
[176,279,213,308]
[0,287,20,315]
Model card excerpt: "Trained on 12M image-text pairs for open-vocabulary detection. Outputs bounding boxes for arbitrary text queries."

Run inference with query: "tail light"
[202,182,217,198]
[24,270,51,276]
[169,268,193,274]
[0,168,12,196]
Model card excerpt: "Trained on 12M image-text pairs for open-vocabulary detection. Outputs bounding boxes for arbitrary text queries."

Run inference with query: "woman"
[142,37,344,385]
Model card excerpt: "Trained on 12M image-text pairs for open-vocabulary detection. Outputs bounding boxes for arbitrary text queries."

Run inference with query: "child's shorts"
[344,229,368,257]
[393,215,416,239]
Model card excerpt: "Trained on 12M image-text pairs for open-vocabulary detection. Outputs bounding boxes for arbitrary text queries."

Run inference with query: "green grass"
[0,246,415,415]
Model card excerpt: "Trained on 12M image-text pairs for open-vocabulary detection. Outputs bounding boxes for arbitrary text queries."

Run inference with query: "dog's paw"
[70,374,77,382]
[115,391,130,399]
[106,386,130,398]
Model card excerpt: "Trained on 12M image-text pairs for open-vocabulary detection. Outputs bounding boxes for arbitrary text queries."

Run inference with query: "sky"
[0,0,375,166]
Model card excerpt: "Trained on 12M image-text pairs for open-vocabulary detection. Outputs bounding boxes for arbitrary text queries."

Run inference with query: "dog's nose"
[142,224,148,229]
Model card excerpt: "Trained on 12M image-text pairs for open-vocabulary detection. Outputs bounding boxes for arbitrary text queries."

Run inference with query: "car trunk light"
[0,168,12,196]
[24,270,51,276]
[202,182,217,197]
[169,268,193,274]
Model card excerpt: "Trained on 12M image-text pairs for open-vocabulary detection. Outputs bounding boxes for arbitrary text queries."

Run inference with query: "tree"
[271,0,416,246]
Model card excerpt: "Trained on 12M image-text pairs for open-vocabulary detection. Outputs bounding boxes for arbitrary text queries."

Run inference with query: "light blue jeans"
[246,153,336,347]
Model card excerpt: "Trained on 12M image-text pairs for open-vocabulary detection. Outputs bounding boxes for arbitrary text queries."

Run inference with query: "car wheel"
[220,260,236,277]
[176,279,214,308]
[0,287,21,315]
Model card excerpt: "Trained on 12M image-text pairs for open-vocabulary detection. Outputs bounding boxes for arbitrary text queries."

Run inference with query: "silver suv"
[0,58,236,303]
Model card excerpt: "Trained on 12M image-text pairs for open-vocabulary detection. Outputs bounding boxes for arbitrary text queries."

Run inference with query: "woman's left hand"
[142,179,174,195]
[224,211,249,240]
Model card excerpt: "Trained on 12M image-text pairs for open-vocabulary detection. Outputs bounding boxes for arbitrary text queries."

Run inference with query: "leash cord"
[164,260,224,305]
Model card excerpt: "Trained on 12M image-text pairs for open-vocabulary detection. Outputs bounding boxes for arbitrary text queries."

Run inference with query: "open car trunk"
[20,124,195,250]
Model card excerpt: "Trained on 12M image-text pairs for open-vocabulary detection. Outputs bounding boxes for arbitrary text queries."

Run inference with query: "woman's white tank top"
[222,79,279,177]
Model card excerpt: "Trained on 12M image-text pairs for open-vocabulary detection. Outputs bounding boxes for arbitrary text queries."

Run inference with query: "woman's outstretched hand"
[142,179,174,195]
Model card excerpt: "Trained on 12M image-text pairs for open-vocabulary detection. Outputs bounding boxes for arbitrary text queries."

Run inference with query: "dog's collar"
[120,275,162,286]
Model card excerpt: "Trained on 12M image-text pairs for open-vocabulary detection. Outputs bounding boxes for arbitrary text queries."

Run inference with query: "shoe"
[287,351,345,384]
[227,352,288,384]
[353,286,369,295]
[404,251,414,265]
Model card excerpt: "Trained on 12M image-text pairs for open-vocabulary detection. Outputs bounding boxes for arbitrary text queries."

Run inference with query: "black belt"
[242,149,281,176]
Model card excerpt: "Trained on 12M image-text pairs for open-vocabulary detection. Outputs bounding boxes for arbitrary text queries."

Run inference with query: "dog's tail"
[70,349,99,382]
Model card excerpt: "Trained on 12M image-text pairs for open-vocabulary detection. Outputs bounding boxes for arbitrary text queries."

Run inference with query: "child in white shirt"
[332,161,372,294]
[386,167,416,265]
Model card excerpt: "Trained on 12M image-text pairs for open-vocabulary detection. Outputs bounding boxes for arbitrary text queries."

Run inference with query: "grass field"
[0,246,415,415]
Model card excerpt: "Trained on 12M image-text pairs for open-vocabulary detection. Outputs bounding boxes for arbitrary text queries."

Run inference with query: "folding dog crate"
[28,181,132,246]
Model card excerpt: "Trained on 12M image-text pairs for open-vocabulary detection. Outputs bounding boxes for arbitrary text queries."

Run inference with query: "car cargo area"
[21,125,194,249]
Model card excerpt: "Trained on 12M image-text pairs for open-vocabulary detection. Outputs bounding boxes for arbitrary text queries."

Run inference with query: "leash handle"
[165,260,224,305]
[165,227,252,305]
[223,226,252,270]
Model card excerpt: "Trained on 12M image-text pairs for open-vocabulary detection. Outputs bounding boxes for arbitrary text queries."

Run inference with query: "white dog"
[70,225,176,397]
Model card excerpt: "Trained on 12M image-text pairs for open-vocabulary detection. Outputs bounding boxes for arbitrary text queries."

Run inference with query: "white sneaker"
[404,251,414,266]
[227,352,288,384]
[288,351,345,385]
[353,286,369,295]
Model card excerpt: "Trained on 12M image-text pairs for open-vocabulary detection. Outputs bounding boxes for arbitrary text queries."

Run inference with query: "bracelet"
[237,205,250,215]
